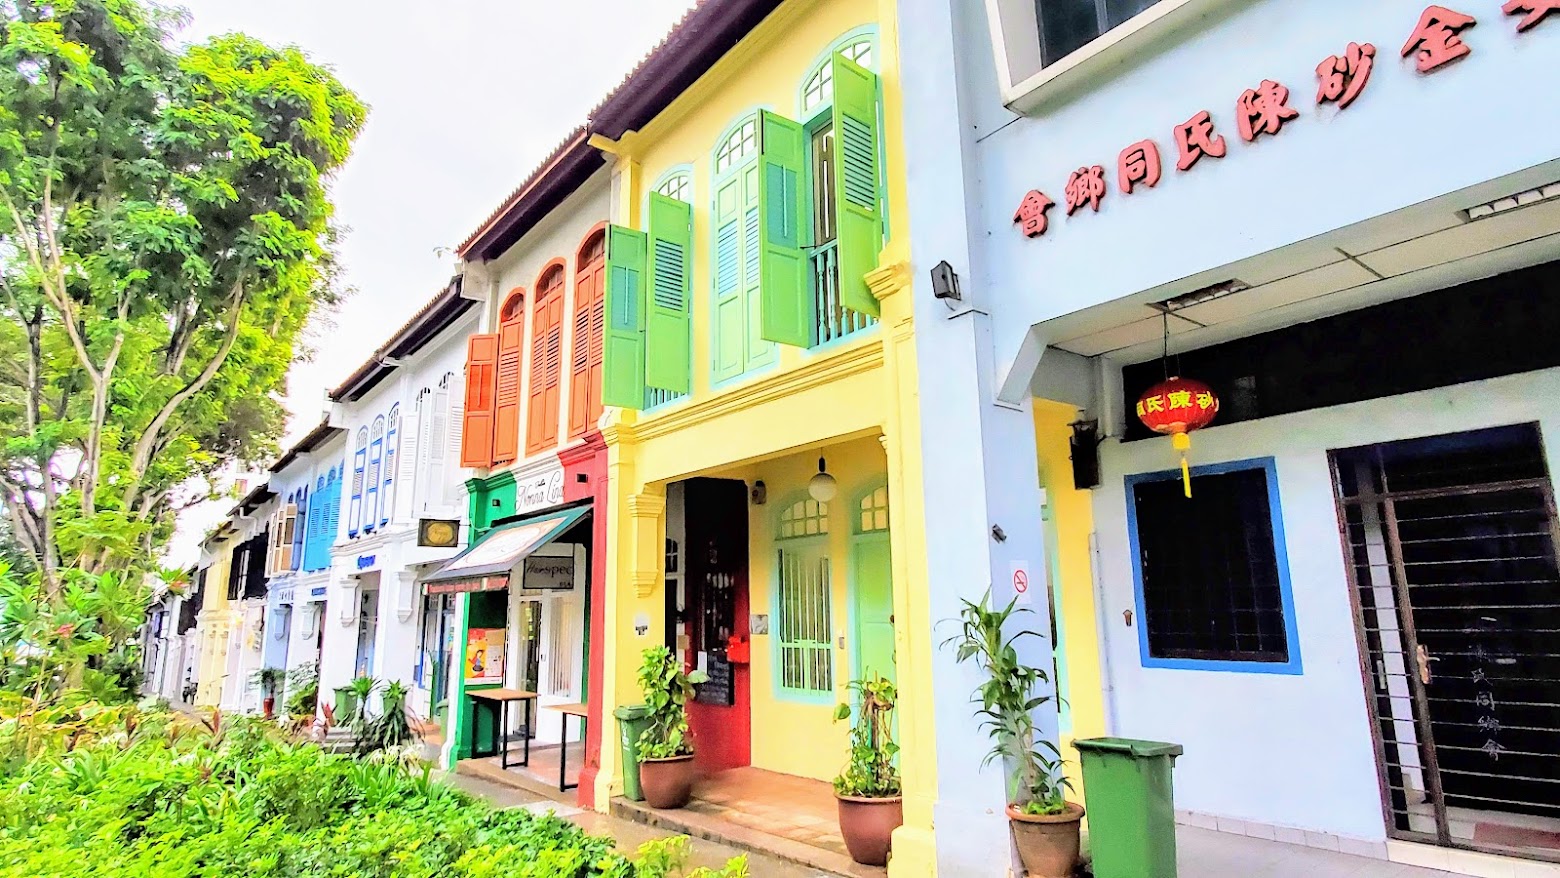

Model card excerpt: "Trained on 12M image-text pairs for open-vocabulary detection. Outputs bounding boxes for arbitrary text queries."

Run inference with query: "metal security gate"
[1333,424,1560,861]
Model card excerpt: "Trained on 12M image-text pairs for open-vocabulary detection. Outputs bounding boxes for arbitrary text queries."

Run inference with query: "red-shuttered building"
[420,128,618,807]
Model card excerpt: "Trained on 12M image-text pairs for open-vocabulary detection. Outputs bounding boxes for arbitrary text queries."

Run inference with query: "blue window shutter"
[292,489,306,571]
[382,424,397,528]
[325,468,342,557]
[349,439,366,537]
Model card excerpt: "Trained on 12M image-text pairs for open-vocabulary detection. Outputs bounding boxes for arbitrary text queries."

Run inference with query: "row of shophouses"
[142,0,1560,874]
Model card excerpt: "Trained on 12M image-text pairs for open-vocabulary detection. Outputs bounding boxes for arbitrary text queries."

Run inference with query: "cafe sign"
[515,467,565,516]
[1013,3,1555,240]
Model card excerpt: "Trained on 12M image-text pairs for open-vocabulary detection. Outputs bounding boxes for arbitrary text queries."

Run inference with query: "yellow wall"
[728,435,888,780]
[194,544,235,707]
[596,0,938,870]
[1032,400,1106,804]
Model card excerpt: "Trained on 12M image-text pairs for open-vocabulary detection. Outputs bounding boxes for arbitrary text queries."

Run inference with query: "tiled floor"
[1176,826,1458,877]
[691,767,850,858]
[459,741,587,802]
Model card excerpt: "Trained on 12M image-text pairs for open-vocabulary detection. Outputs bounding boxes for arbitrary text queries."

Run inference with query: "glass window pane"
[1036,0,1103,65]
[1106,0,1162,28]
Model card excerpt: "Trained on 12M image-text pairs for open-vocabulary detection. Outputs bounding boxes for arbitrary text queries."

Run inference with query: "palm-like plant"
[943,592,1069,815]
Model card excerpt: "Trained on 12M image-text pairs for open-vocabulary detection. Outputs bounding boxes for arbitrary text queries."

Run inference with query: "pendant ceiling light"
[808,457,838,502]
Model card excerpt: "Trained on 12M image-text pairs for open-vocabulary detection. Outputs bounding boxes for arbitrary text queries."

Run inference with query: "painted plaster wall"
[465,172,610,462]
[1092,365,1560,840]
[945,0,1560,372]
[728,435,889,781]
[193,548,233,707]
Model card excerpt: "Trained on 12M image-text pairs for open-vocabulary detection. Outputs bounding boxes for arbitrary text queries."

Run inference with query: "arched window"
[381,404,399,528]
[775,495,833,698]
[653,170,692,203]
[527,263,566,454]
[714,115,759,174]
[570,229,607,438]
[492,288,526,464]
[856,483,889,533]
[348,428,368,537]
[801,32,877,114]
[364,416,385,532]
[711,113,774,382]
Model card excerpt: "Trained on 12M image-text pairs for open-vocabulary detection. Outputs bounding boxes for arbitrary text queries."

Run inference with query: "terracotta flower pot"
[262,697,275,719]
[1008,802,1084,878]
[639,755,696,809]
[836,794,904,866]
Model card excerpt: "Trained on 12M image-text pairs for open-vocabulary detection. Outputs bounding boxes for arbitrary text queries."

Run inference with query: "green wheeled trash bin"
[1073,737,1184,878]
[333,685,358,723]
[613,705,653,802]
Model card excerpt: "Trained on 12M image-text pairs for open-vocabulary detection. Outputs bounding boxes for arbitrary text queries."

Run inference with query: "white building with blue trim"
[897,0,1560,874]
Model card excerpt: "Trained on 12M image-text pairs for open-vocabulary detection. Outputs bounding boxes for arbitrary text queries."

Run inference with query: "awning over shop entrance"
[421,506,589,595]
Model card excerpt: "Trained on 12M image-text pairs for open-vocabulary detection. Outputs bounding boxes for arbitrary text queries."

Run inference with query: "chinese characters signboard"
[1014,3,1553,240]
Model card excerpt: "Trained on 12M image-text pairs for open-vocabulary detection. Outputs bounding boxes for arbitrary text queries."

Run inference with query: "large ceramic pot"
[262,696,276,719]
[1008,802,1084,878]
[836,794,904,866]
[639,755,696,809]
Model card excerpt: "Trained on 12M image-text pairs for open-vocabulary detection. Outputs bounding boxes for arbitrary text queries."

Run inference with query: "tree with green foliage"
[0,0,366,597]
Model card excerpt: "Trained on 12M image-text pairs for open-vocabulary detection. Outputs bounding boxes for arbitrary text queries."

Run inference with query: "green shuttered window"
[757,110,811,348]
[831,53,882,318]
[646,193,692,395]
[602,225,647,409]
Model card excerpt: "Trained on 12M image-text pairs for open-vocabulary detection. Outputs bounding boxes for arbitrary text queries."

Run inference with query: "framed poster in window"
[464,627,506,685]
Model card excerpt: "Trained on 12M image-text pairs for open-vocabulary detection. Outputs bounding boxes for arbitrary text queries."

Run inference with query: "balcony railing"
[810,240,875,346]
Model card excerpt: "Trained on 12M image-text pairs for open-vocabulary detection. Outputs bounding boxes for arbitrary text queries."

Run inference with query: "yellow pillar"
[596,411,668,810]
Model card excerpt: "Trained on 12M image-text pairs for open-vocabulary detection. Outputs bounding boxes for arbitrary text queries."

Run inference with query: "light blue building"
[899,0,1560,874]
[262,421,347,702]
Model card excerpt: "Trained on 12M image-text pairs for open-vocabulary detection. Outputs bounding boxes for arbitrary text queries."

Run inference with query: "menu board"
[696,652,735,707]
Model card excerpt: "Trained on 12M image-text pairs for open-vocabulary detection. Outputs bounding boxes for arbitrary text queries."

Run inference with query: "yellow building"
[192,522,236,708]
[586,0,937,871]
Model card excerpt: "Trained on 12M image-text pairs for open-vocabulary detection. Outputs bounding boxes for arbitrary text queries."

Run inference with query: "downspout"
[1090,531,1117,735]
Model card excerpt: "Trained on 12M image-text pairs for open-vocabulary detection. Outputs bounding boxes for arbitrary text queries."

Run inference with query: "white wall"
[1092,365,1560,841]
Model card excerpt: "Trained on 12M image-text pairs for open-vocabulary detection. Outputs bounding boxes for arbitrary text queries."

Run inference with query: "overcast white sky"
[164,0,692,565]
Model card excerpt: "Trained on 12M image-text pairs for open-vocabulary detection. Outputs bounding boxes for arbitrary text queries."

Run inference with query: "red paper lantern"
[1137,377,1220,497]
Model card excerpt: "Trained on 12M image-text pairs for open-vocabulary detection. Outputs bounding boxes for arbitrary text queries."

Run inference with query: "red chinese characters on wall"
[1065,166,1107,215]
[1013,5,1536,241]
[1236,79,1300,141]
[1503,0,1560,31]
[1118,140,1162,194]
[1012,189,1055,238]
[1316,42,1376,109]
[1402,6,1478,72]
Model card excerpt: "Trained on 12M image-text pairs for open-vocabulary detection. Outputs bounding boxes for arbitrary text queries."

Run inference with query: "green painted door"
[852,534,895,684]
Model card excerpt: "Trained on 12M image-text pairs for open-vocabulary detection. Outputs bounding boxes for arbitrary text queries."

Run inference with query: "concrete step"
[609,797,875,878]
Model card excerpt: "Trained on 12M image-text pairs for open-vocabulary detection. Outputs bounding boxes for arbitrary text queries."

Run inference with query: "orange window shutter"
[493,311,524,464]
[526,303,549,454]
[569,277,593,438]
[460,333,500,468]
[587,263,606,428]
[543,297,563,446]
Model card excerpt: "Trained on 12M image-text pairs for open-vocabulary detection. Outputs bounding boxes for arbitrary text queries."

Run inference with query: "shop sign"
[1013,3,1555,240]
[465,627,506,685]
[522,556,575,591]
[514,468,565,516]
[274,586,296,606]
[310,586,327,599]
[355,554,377,571]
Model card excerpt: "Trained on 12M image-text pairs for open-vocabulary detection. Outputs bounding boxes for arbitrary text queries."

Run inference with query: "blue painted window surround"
[1124,457,1303,675]
[349,431,367,538]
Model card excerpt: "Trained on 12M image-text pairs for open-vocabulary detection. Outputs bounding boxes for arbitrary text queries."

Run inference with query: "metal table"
[468,688,538,770]
[548,702,589,792]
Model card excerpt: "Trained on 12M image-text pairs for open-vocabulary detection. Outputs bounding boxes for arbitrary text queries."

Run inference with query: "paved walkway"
[447,772,834,877]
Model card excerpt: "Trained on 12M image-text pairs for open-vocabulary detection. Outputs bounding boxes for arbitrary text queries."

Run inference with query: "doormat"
[1473,822,1560,851]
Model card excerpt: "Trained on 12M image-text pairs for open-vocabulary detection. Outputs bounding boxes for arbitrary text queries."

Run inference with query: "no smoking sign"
[1010,560,1032,605]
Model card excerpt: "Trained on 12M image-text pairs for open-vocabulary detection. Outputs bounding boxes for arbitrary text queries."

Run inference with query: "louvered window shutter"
[645,193,693,394]
[757,110,811,347]
[542,296,562,446]
[493,301,524,464]
[326,469,342,549]
[440,385,462,507]
[460,334,499,468]
[712,176,746,382]
[290,497,305,571]
[601,225,648,408]
[395,410,417,520]
[349,440,366,537]
[832,53,883,316]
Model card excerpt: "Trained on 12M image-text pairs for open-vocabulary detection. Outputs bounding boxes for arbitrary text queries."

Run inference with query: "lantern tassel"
[1172,431,1193,498]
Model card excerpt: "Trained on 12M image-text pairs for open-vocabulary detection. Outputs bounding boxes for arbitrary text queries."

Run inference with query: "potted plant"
[945,593,1081,878]
[360,680,421,756]
[252,666,284,719]
[833,675,904,866]
[634,646,707,809]
[344,675,379,748]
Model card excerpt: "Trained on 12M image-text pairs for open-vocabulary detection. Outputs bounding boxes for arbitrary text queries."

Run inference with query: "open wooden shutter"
[756,110,811,347]
[289,498,305,570]
[348,441,366,537]
[277,503,298,571]
[527,287,563,453]
[645,193,693,394]
[493,301,524,464]
[570,246,607,438]
[712,176,746,382]
[832,54,883,317]
[602,224,647,409]
[460,334,499,468]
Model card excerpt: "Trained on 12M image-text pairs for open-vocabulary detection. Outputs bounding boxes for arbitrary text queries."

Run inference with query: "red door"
[682,478,751,773]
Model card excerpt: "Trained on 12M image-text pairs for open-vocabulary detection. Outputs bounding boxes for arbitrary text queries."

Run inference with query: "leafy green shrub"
[282,662,318,718]
[360,680,419,755]
[832,675,901,798]
[0,706,745,878]
[634,647,707,761]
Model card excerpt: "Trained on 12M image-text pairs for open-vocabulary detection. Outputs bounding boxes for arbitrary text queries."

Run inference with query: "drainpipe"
[1090,531,1118,735]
